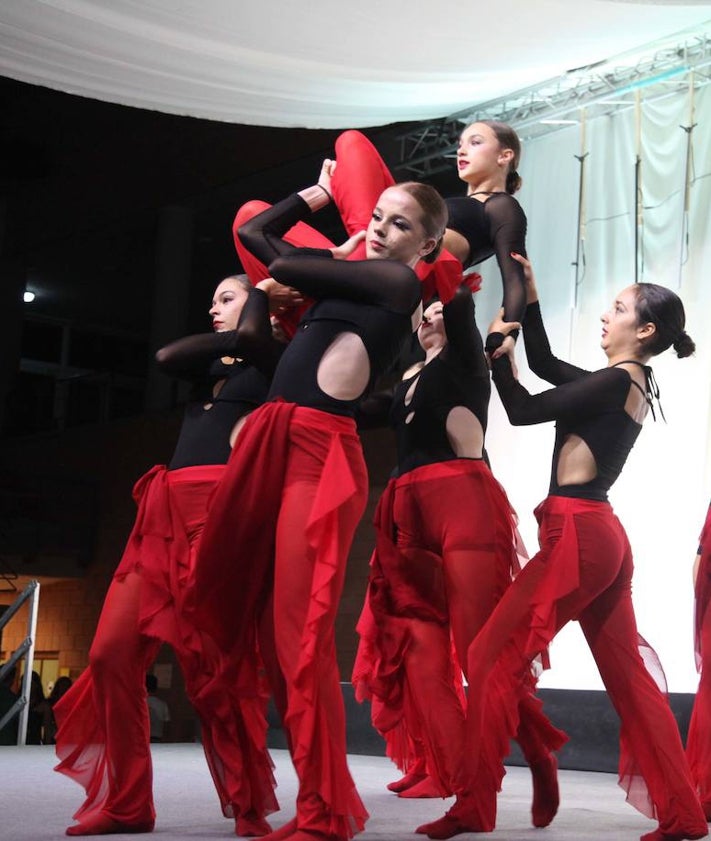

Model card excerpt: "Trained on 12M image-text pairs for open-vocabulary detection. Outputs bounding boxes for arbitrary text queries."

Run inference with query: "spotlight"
[23,290,35,303]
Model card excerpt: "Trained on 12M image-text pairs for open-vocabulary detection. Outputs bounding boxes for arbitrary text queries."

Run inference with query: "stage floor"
[2,743,659,840]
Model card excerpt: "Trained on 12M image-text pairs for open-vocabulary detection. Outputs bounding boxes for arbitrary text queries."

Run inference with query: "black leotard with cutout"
[156,287,279,469]
[446,193,527,328]
[491,301,653,501]
[238,193,422,417]
[390,284,490,476]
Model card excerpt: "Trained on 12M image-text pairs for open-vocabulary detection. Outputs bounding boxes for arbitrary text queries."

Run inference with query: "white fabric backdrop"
[472,83,711,692]
[0,0,709,128]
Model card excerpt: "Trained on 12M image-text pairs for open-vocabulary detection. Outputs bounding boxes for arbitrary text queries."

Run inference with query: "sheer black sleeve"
[155,288,281,380]
[491,356,632,426]
[522,301,589,385]
[486,194,527,323]
[268,254,422,315]
[440,283,488,378]
[237,193,333,267]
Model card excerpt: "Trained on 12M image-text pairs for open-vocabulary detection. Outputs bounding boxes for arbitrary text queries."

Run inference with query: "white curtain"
[473,81,711,692]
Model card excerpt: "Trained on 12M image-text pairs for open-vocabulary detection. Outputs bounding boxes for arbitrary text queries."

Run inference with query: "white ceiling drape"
[0,0,710,128]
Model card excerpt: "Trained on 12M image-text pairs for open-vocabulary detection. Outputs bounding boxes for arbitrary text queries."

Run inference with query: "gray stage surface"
[1,743,659,840]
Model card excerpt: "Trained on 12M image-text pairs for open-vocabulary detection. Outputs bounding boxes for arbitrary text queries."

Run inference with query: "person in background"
[145,674,170,744]
[0,663,19,746]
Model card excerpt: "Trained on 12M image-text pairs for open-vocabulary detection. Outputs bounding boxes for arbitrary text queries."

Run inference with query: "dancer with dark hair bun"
[419,256,706,841]
[352,281,566,823]
[331,121,527,350]
[54,276,282,838]
[687,499,711,820]
[192,161,448,841]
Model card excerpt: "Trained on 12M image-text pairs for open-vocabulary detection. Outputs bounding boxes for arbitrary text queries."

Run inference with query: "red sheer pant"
[390,466,561,793]
[688,597,711,808]
[460,497,706,836]
[57,471,273,827]
[266,411,370,838]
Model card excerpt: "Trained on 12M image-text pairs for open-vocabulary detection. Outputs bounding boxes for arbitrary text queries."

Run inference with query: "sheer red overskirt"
[54,465,277,829]
[352,460,566,798]
[453,495,706,836]
[687,502,711,808]
[193,402,370,838]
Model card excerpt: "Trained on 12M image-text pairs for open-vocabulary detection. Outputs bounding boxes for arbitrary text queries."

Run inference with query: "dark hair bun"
[673,331,695,359]
[506,170,522,195]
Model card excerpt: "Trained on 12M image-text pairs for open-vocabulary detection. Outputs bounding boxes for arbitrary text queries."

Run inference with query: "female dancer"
[192,161,447,841]
[330,122,526,348]
[352,283,565,820]
[420,258,708,841]
[687,498,711,819]
[54,276,281,837]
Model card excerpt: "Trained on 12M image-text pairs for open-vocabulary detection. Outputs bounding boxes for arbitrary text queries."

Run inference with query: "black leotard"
[155,288,279,469]
[490,301,653,502]
[445,193,527,333]
[238,193,422,417]
[390,284,490,476]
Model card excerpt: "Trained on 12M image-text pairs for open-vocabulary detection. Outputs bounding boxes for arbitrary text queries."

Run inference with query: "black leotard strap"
[611,359,664,421]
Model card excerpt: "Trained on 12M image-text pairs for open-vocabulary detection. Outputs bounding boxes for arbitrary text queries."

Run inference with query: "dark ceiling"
[0,75,464,335]
[0,76,463,438]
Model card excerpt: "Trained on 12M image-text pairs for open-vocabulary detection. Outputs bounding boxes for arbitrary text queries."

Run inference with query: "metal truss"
[394,27,711,177]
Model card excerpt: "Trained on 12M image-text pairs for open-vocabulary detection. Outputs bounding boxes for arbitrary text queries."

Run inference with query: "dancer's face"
[600,285,652,355]
[209,279,249,332]
[418,301,446,349]
[456,122,513,187]
[366,186,436,267]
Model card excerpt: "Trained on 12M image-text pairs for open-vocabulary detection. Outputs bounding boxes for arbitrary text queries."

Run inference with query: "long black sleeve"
[521,301,589,385]
[269,254,421,315]
[239,193,421,315]
[155,288,280,380]
[491,355,632,426]
[237,193,333,267]
[441,283,488,377]
[486,194,527,325]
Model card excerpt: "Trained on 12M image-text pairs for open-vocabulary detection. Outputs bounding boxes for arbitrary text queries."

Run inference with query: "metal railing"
[0,580,40,745]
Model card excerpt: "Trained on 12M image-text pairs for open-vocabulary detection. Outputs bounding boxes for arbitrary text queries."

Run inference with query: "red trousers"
[352,460,566,794]
[687,502,711,807]
[194,402,370,838]
[54,465,276,829]
[456,495,706,836]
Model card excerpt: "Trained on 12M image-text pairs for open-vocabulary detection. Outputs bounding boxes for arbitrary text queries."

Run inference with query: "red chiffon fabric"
[54,465,276,830]
[454,495,706,836]
[687,501,711,808]
[331,129,464,304]
[193,402,370,838]
[352,460,566,796]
